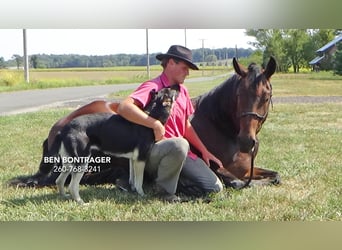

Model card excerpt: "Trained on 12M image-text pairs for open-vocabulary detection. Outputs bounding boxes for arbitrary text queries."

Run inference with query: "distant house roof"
[309,55,325,65]
[316,35,342,53]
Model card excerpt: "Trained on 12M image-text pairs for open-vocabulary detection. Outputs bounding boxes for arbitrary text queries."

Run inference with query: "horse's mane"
[194,74,240,134]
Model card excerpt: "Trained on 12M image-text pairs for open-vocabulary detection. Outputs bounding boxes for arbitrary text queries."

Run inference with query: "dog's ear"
[170,84,180,92]
[149,89,157,101]
[170,84,180,101]
[143,89,158,114]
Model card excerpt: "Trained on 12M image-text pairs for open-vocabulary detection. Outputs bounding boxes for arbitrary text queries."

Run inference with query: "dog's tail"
[7,135,63,188]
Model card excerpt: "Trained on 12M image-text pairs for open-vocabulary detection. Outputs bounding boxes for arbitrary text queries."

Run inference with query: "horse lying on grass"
[9,57,280,196]
[38,86,178,204]
[190,57,279,189]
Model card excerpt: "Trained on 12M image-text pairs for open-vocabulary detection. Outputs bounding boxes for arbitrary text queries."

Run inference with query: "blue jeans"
[145,137,223,195]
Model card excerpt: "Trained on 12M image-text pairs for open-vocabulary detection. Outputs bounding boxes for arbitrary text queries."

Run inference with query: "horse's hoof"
[228,179,246,189]
[272,174,281,185]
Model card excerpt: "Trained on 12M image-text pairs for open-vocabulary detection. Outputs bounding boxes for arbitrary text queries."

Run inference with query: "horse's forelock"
[246,63,264,88]
[248,63,262,76]
[248,62,258,71]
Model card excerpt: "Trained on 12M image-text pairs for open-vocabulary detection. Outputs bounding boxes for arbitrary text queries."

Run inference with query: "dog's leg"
[55,143,72,199]
[128,148,145,195]
[133,160,145,196]
[69,164,86,205]
[128,158,134,191]
[128,148,138,192]
[55,166,72,199]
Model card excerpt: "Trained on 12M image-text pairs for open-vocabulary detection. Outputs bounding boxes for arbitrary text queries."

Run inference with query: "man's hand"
[201,150,224,169]
[152,120,165,142]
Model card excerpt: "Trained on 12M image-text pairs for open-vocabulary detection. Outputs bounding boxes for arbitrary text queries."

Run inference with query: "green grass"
[0,67,228,93]
[271,72,342,96]
[109,71,342,99]
[0,103,341,220]
[0,71,341,221]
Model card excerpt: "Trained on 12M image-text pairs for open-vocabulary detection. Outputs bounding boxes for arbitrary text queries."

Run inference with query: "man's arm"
[117,97,165,141]
[184,120,223,168]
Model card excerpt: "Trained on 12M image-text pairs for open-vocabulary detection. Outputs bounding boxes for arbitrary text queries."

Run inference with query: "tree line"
[0,47,254,69]
[245,29,342,73]
[2,29,341,74]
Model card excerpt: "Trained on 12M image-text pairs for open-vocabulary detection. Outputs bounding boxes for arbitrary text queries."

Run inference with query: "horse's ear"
[233,57,247,77]
[263,56,277,79]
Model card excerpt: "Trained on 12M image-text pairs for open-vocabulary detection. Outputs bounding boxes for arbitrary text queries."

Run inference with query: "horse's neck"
[195,77,239,133]
[199,77,237,115]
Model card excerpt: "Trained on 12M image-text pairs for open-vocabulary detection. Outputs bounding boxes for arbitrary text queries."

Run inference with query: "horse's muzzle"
[238,135,256,153]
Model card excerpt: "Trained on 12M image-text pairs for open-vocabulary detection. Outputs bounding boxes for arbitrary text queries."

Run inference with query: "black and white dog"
[46,86,179,204]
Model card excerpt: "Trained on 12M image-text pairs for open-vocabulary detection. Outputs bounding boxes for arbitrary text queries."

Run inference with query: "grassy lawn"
[0,70,341,221]
[0,102,341,221]
[0,66,228,92]
[271,72,342,96]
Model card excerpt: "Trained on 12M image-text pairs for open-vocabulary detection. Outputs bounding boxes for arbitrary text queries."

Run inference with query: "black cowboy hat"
[156,45,199,70]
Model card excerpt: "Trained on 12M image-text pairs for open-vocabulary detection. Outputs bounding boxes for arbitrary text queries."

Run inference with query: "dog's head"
[144,85,180,124]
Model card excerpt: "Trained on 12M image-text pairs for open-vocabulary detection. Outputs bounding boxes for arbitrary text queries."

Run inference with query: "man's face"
[168,58,190,84]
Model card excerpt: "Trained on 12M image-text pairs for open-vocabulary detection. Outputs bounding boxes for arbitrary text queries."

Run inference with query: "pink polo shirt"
[129,72,194,139]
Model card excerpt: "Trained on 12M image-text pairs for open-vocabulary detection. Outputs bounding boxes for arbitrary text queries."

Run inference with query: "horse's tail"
[7,135,63,188]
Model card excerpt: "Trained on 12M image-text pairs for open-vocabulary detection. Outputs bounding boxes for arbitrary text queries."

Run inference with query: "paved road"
[1,75,341,116]
[0,83,139,116]
[0,74,231,116]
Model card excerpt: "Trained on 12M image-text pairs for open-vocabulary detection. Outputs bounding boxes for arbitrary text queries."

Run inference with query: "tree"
[246,29,289,72]
[12,54,22,69]
[245,29,340,73]
[30,55,38,68]
[0,57,5,68]
[333,42,342,75]
[205,54,217,65]
[283,29,310,73]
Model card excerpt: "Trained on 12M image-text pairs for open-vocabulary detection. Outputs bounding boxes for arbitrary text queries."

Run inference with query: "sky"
[0,29,256,60]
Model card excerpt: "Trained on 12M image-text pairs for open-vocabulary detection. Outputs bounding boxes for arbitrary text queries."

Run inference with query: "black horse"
[9,57,280,192]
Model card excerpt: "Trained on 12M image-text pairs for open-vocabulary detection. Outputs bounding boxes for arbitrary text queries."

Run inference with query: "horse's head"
[144,85,180,124]
[234,56,276,153]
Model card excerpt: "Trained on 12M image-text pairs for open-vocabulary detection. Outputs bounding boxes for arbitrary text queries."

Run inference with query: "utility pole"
[184,29,187,47]
[146,29,150,79]
[199,38,206,76]
[23,29,29,83]
[235,44,238,59]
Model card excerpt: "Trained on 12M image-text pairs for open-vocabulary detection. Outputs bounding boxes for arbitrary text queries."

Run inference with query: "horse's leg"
[47,100,119,149]
[213,154,252,188]
[243,166,281,186]
[240,142,281,186]
[215,167,246,189]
